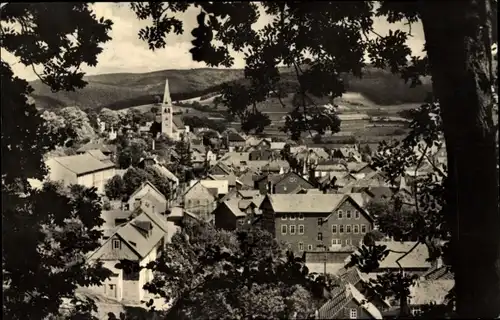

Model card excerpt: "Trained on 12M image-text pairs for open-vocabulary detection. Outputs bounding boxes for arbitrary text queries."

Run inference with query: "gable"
[128,181,166,203]
[184,182,217,200]
[275,172,313,187]
[89,234,140,261]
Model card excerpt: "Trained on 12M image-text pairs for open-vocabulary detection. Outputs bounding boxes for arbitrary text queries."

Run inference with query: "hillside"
[30,67,432,111]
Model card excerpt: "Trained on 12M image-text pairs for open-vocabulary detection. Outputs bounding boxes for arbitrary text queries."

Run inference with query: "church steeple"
[161,78,173,139]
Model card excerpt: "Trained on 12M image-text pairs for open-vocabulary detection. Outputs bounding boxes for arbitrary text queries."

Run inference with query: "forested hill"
[30,66,432,111]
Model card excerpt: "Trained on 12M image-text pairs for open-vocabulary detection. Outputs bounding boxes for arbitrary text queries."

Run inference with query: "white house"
[45,153,115,194]
[85,208,169,303]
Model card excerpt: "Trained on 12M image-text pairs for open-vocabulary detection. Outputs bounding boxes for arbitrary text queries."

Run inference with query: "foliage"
[99,108,121,130]
[144,166,171,199]
[2,4,113,318]
[104,175,125,200]
[114,220,334,320]
[122,167,150,198]
[366,198,419,241]
[120,108,145,131]
[58,106,97,143]
[116,137,148,169]
[171,135,194,184]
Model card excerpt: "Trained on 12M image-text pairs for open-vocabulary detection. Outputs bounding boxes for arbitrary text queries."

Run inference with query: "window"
[281,225,287,235]
[350,308,358,319]
[298,213,304,220]
[308,244,313,251]
[298,242,304,251]
[317,218,323,226]
[355,211,360,219]
[346,225,352,233]
[317,232,323,241]
[332,238,340,245]
[346,210,352,219]
[339,225,344,234]
[290,213,296,220]
[345,239,351,245]
[338,210,343,219]
[290,225,296,235]
[281,214,287,220]
[332,225,337,233]
[361,224,367,234]
[298,225,305,235]
[353,225,359,234]
[112,240,121,250]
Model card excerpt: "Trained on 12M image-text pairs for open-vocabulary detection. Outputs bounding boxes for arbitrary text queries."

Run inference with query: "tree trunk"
[421,0,500,318]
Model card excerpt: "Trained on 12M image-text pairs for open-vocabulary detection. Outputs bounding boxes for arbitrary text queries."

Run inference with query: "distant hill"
[30,67,432,111]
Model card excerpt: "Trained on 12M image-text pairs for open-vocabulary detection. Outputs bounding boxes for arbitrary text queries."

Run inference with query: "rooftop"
[50,153,115,176]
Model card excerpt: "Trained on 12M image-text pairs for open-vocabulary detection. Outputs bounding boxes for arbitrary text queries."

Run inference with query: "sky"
[2,3,426,82]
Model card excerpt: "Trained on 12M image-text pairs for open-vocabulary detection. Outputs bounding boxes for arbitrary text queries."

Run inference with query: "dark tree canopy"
[1,3,114,319]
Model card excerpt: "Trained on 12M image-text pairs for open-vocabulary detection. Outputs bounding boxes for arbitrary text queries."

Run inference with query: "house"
[249,149,275,161]
[199,178,229,196]
[209,161,234,175]
[182,180,218,219]
[363,241,435,276]
[213,193,263,230]
[226,131,246,149]
[336,267,391,312]
[270,142,287,151]
[314,160,347,178]
[219,152,251,168]
[125,181,168,215]
[207,173,243,191]
[76,142,114,157]
[261,159,289,173]
[408,279,454,316]
[86,208,168,303]
[346,162,376,176]
[83,149,115,165]
[45,153,116,194]
[259,193,374,254]
[254,171,315,195]
[316,283,383,319]
[237,170,257,189]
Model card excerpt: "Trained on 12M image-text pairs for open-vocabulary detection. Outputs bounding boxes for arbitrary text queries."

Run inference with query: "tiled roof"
[423,265,454,281]
[222,198,246,217]
[374,241,431,269]
[261,160,289,171]
[77,143,112,154]
[50,153,115,175]
[346,162,370,173]
[152,164,179,184]
[238,189,261,199]
[85,149,109,162]
[173,116,185,129]
[129,180,167,202]
[317,283,383,320]
[100,210,133,229]
[238,171,256,187]
[409,280,454,305]
[227,132,245,141]
[209,174,239,186]
[116,212,166,258]
[265,194,346,213]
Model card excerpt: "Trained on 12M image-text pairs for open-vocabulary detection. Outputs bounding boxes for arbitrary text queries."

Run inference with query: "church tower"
[161,78,173,138]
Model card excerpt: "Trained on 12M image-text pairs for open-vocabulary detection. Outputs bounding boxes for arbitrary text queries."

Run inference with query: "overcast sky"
[2,3,426,81]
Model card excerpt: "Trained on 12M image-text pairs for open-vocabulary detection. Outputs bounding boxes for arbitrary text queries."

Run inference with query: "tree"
[116,138,148,169]
[59,106,96,142]
[99,108,121,130]
[122,167,150,198]
[115,219,333,320]
[144,167,171,200]
[2,3,113,318]
[149,121,162,138]
[131,1,499,316]
[104,175,125,200]
[172,135,194,184]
